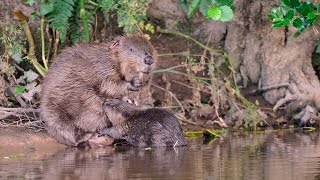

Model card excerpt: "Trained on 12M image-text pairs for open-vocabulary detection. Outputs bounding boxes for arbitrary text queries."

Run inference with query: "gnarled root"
[272,80,320,126]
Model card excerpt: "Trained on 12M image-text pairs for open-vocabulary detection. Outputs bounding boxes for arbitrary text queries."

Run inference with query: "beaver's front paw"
[127,82,139,91]
[97,128,111,137]
[103,99,122,108]
[131,76,143,88]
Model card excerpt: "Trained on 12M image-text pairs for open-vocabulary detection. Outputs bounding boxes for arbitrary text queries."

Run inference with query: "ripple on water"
[1,131,320,180]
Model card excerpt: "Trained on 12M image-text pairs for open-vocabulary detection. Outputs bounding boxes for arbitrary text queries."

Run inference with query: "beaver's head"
[109,35,157,82]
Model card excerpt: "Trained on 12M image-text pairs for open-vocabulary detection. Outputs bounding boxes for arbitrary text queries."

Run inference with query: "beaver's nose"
[144,55,153,65]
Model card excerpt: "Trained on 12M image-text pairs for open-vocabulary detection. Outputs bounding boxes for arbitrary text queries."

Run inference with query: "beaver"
[98,99,187,147]
[40,35,156,147]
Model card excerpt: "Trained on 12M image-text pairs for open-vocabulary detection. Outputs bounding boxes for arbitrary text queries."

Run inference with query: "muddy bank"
[0,127,65,159]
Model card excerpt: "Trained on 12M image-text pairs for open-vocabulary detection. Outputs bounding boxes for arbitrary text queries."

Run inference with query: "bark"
[224,0,320,124]
[149,0,320,125]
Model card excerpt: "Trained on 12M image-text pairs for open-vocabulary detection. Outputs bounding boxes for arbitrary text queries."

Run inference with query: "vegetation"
[268,0,319,37]
[0,0,153,128]
[0,0,318,130]
[181,0,234,21]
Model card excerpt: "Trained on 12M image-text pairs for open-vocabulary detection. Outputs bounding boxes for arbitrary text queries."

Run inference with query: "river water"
[1,130,320,180]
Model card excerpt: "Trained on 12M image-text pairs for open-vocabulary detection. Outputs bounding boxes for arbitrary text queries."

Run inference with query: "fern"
[39,0,75,43]
[68,0,82,43]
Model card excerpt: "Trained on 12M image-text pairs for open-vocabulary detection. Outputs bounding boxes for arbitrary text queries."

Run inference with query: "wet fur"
[99,99,187,147]
[40,36,156,146]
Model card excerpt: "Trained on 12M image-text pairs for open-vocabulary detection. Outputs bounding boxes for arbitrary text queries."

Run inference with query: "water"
[1,130,320,180]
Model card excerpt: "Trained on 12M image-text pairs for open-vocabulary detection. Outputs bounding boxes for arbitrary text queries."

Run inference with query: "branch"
[151,83,185,113]
[157,28,224,55]
[249,83,290,95]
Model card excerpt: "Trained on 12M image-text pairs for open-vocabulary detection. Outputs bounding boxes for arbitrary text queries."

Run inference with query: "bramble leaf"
[206,7,222,20]
[14,86,25,95]
[219,5,233,21]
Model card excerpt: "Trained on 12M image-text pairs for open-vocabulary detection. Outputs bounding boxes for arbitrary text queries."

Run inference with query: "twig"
[153,65,185,73]
[154,68,211,81]
[248,83,290,95]
[172,80,211,94]
[157,28,224,55]
[158,52,203,57]
[0,107,40,113]
[151,83,185,113]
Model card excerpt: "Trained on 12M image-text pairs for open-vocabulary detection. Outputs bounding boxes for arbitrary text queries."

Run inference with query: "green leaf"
[281,0,300,8]
[318,5,320,13]
[307,12,317,20]
[188,0,203,18]
[272,21,283,27]
[206,7,222,20]
[282,18,290,26]
[38,0,54,16]
[219,5,234,22]
[30,12,38,20]
[292,18,303,28]
[268,14,277,21]
[23,0,35,6]
[285,9,294,19]
[14,86,25,95]
[216,0,234,8]
[297,2,315,16]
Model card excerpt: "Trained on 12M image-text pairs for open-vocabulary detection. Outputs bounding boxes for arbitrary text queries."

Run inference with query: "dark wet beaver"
[40,35,157,147]
[98,99,187,147]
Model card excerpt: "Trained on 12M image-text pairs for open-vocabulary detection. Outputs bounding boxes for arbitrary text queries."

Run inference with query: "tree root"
[249,83,290,95]
[273,82,320,126]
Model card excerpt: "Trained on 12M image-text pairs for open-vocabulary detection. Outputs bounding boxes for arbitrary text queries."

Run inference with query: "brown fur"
[40,35,157,146]
[99,99,187,147]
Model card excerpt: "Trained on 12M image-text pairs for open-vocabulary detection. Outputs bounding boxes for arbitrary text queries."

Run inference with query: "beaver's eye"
[130,48,135,52]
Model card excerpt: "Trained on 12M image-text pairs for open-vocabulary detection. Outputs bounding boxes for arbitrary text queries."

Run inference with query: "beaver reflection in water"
[40,35,156,147]
[99,99,187,147]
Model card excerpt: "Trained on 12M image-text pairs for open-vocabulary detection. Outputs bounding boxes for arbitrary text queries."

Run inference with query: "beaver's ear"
[109,39,120,49]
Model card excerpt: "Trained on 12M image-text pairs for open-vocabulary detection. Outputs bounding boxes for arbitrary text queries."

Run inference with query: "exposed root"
[273,79,320,126]
[249,83,290,95]
[294,105,317,126]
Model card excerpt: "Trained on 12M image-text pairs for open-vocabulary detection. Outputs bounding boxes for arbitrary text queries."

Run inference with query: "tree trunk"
[149,0,320,125]
[224,0,320,125]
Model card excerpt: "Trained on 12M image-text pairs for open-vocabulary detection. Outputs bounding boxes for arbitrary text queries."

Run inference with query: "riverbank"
[0,127,65,159]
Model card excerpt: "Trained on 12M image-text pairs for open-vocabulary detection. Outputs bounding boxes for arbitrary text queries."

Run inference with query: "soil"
[0,127,66,159]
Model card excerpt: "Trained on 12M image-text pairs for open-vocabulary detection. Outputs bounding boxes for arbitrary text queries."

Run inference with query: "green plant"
[37,0,153,43]
[180,0,234,22]
[39,0,75,43]
[268,0,320,36]
[99,0,153,34]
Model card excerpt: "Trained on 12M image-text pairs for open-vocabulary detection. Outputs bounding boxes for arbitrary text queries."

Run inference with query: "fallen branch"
[249,83,290,95]
[0,107,40,120]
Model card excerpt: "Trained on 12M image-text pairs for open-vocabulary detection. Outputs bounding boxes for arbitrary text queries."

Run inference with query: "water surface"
[1,130,320,180]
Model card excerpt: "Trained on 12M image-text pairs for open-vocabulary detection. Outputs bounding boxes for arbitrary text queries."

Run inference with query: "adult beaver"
[99,99,187,147]
[40,35,156,147]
